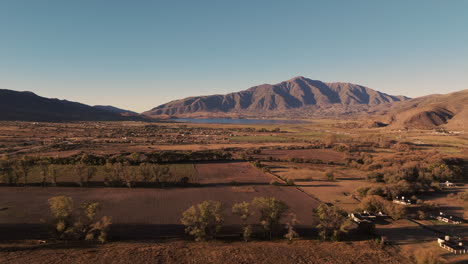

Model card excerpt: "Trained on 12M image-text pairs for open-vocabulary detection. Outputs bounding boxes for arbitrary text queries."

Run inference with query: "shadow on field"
[294,184,338,187]
[0,181,276,188]
[0,241,97,253]
[0,223,320,241]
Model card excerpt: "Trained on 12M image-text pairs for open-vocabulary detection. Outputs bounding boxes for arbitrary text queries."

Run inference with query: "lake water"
[172,118,308,125]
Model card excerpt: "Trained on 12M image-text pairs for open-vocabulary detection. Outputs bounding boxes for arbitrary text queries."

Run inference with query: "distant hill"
[378,89,468,131]
[93,105,138,116]
[0,89,143,122]
[143,76,408,118]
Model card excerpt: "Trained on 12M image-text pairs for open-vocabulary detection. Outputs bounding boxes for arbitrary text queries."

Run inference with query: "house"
[440,181,455,187]
[349,211,379,223]
[436,212,464,224]
[437,236,467,254]
[393,196,414,205]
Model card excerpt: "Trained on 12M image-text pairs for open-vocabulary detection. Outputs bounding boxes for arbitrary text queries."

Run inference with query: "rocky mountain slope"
[144,76,408,118]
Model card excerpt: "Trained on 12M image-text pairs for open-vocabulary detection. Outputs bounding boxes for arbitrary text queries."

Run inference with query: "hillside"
[377,89,468,131]
[93,105,138,116]
[144,76,408,118]
[0,89,142,122]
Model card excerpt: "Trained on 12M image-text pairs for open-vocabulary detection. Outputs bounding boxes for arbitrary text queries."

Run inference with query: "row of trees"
[180,197,352,242]
[1,149,232,168]
[1,155,197,187]
[44,196,368,244]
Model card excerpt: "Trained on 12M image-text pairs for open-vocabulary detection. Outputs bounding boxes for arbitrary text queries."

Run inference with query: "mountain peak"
[289,76,307,81]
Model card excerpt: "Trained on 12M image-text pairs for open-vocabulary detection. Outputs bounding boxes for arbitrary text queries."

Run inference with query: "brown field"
[0,162,319,240]
[267,162,369,211]
[0,239,406,264]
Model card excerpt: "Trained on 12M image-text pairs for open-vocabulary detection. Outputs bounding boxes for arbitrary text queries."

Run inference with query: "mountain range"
[0,77,465,131]
[143,76,409,118]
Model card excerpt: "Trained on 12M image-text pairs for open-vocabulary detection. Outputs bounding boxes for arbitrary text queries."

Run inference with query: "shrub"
[47,196,112,243]
[181,200,224,241]
[252,197,289,239]
[270,180,280,186]
[366,172,384,182]
[325,170,335,181]
[356,186,371,198]
[285,178,295,186]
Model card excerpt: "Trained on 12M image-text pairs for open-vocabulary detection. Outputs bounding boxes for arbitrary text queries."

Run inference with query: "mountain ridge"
[143,76,409,118]
[0,89,143,122]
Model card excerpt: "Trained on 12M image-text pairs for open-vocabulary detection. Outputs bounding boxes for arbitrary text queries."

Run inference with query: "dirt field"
[0,162,319,240]
[0,239,406,264]
[267,162,369,211]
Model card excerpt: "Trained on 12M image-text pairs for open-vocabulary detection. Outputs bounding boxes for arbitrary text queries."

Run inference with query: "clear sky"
[1,0,467,112]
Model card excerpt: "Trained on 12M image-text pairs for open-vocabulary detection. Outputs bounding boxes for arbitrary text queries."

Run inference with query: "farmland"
[0,120,467,263]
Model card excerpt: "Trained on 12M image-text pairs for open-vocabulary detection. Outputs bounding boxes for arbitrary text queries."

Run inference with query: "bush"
[270,180,280,186]
[366,172,384,182]
[181,200,224,241]
[252,197,289,239]
[325,170,335,181]
[47,196,112,243]
[285,178,295,186]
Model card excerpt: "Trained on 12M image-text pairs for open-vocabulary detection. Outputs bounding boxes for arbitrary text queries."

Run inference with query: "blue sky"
[1,0,467,112]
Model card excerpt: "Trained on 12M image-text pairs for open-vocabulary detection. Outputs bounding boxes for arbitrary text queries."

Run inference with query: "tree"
[181,200,224,241]
[360,195,387,213]
[284,213,299,242]
[73,163,87,187]
[14,156,33,185]
[48,164,59,186]
[313,203,353,241]
[38,160,50,186]
[0,155,16,185]
[360,195,406,220]
[103,162,125,187]
[252,197,289,239]
[47,196,112,243]
[118,162,136,188]
[232,201,254,241]
[137,163,155,184]
[104,163,137,188]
